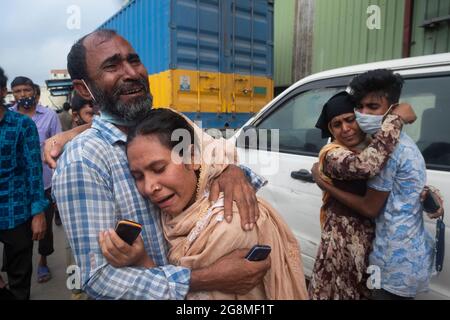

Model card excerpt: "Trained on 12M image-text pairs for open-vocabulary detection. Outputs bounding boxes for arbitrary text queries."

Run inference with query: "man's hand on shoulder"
[209,165,259,231]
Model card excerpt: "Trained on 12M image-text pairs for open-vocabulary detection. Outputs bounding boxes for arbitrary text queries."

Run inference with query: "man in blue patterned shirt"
[0,67,48,300]
[51,30,270,300]
[10,76,62,284]
[351,70,434,299]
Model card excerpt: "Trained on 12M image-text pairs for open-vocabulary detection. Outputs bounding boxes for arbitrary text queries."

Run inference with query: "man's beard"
[90,78,153,122]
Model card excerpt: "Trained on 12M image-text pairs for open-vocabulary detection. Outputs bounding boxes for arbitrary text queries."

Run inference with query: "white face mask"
[354,104,397,135]
[354,111,383,135]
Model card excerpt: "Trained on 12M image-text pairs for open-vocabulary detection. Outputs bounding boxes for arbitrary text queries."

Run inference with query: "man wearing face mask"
[70,93,97,128]
[10,76,62,284]
[312,69,436,300]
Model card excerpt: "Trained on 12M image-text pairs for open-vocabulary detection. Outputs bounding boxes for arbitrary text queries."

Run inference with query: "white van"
[236,53,450,299]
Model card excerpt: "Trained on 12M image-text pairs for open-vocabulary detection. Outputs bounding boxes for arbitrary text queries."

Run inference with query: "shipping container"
[410,0,450,57]
[223,0,274,77]
[310,0,450,74]
[149,70,273,128]
[274,0,296,88]
[312,0,405,73]
[98,0,274,128]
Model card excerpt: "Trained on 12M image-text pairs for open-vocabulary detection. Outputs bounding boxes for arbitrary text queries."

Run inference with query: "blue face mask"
[354,110,384,135]
[17,96,36,109]
[100,111,137,127]
[355,104,397,135]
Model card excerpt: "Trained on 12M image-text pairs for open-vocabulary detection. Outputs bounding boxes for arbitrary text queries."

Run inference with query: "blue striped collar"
[91,116,127,145]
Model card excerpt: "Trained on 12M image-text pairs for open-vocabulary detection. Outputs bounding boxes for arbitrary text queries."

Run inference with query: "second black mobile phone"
[245,245,271,261]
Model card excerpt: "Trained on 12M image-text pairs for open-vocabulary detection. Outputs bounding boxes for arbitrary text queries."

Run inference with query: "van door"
[237,77,350,275]
[398,72,450,299]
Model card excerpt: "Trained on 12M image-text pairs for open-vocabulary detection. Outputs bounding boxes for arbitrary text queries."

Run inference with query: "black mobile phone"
[423,190,441,213]
[245,245,271,261]
[115,219,142,245]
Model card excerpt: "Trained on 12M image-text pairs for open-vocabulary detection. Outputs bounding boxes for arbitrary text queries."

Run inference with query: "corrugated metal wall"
[312,0,405,73]
[172,0,222,72]
[99,0,171,75]
[274,0,296,87]
[410,0,450,56]
[226,0,274,77]
[100,0,273,77]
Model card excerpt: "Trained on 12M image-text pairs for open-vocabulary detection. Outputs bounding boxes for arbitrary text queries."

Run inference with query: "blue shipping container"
[224,0,273,76]
[99,0,273,77]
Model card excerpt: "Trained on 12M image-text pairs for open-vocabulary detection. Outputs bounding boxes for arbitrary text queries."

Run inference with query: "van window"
[257,88,342,155]
[401,75,450,171]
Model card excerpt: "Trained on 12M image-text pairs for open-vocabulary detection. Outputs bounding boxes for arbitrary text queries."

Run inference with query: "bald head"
[67,29,118,81]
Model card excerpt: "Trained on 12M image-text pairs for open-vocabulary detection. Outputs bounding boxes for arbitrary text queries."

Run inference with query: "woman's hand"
[391,103,417,124]
[43,133,66,169]
[311,163,328,190]
[44,124,90,169]
[98,229,155,268]
[209,165,259,231]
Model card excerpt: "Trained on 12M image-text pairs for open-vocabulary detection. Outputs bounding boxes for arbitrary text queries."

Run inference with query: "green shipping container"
[312,0,405,73]
[273,0,450,87]
[410,0,450,56]
[274,0,296,87]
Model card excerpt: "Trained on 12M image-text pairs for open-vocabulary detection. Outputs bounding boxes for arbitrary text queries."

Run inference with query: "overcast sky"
[0,0,124,86]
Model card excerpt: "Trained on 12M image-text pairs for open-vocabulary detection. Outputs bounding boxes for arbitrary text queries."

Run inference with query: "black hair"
[349,69,404,105]
[34,84,40,96]
[62,102,71,111]
[11,76,34,89]
[70,94,91,112]
[0,67,7,107]
[315,91,356,138]
[127,109,197,157]
[0,67,7,89]
[67,29,117,81]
